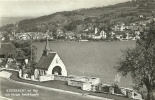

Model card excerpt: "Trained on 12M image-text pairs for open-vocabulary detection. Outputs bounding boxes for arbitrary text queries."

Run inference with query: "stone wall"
[68,75,101,84]
[54,75,74,81]
[100,84,142,100]
[53,75,101,84]
[82,83,92,91]
[53,75,101,91]
[39,75,54,82]
[68,80,84,88]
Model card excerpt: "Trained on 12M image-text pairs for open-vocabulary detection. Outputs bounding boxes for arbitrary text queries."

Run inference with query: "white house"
[93,30,106,39]
[115,22,125,31]
[100,30,106,39]
[94,28,98,34]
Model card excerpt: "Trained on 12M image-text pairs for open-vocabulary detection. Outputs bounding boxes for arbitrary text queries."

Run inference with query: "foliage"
[11,40,37,61]
[22,61,36,75]
[10,41,38,75]
[115,22,155,100]
[112,74,121,88]
[0,24,14,31]
[0,59,7,68]
[61,11,82,16]
[64,21,77,31]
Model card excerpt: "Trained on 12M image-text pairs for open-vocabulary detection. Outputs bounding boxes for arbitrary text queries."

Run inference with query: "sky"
[0,0,130,17]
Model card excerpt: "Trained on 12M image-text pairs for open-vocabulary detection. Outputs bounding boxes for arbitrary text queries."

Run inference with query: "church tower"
[42,37,52,56]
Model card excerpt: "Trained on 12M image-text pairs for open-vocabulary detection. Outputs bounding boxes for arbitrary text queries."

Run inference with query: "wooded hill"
[0,0,155,33]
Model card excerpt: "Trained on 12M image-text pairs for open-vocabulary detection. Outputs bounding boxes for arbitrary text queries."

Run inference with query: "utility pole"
[28,33,33,62]
[31,36,32,62]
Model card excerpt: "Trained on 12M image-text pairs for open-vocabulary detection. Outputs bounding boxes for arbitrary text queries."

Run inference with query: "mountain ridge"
[0,0,155,32]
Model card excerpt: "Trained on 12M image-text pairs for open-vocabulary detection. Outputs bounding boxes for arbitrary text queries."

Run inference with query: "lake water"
[34,41,136,88]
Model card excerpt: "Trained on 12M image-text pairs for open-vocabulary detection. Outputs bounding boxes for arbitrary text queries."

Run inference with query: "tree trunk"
[147,88,153,100]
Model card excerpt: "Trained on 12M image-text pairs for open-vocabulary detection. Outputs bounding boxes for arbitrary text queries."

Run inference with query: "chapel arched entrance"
[52,66,62,75]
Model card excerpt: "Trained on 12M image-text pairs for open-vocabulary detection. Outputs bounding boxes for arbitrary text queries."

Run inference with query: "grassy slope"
[34,41,135,88]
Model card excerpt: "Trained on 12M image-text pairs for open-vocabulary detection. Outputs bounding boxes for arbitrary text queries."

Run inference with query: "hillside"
[0,17,32,27]
[0,0,155,32]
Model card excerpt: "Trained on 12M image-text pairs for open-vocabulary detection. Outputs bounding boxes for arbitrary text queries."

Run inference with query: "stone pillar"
[127,90,134,99]
[25,59,28,64]
[34,69,39,79]
[19,69,22,78]
[109,86,114,94]
[91,85,96,92]
[31,75,35,80]
[23,74,28,79]
[5,64,8,68]
[121,88,127,96]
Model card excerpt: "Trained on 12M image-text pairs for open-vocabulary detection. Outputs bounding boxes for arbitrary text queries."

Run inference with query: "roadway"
[0,77,103,100]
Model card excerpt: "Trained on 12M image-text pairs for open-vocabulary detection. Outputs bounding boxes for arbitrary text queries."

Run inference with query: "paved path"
[0,71,112,100]
[0,77,108,100]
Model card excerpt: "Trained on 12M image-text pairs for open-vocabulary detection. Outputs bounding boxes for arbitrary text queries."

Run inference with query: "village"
[1,16,155,42]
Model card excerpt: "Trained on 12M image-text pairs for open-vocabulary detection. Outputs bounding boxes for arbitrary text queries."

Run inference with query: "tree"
[115,22,155,100]
[11,41,37,61]
[11,40,37,75]
[0,59,7,68]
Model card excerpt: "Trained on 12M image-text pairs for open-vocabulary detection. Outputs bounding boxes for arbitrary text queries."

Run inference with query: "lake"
[34,41,136,88]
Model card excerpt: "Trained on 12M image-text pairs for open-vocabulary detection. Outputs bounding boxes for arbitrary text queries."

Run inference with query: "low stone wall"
[52,75,101,91]
[68,75,101,84]
[23,73,29,79]
[54,75,74,81]
[82,83,92,91]
[100,84,142,100]
[54,75,100,84]
[39,75,54,82]
[68,80,85,88]
[91,84,102,92]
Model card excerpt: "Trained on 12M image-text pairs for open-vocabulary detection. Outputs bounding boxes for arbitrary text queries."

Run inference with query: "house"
[135,31,141,39]
[114,22,125,31]
[8,34,14,41]
[93,30,106,39]
[114,31,126,40]
[57,29,64,36]
[94,28,98,34]
[65,31,75,39]
[15,33,28,40]
[34,37,67,80]
[109,31,116,38]
[139,15,144,18]
[0,43,15,58]
[100,30,107,39]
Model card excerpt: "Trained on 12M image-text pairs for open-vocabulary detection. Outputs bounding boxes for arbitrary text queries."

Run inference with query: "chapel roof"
[35,52,56,70]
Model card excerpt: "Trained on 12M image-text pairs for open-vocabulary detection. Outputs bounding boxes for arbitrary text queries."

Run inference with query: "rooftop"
[36,52,57,70]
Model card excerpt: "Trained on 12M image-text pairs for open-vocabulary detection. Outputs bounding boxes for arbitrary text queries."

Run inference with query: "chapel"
[34,38,67,79]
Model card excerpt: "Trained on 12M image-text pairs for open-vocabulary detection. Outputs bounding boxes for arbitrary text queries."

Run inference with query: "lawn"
[34,41,136,88]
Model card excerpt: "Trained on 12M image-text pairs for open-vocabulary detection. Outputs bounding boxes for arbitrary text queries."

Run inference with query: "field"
[34,41,136,88]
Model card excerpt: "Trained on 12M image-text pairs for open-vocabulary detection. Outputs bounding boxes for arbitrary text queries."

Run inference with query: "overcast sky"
[0,0,130,17]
